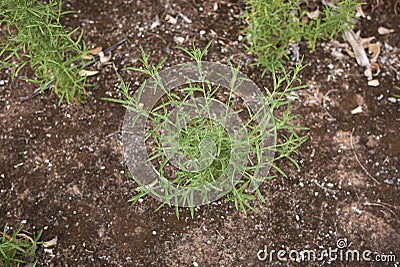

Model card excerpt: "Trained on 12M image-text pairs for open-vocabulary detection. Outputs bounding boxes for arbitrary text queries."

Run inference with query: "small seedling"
[0,0,89,104]
[242,0,360,73]
[0,224,42,266]
[106,41,308,218]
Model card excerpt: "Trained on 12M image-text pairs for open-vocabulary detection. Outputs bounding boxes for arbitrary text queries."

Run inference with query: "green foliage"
[243,0,360,73]
[106,42,308,217]
[0,0,89,104]
[394,86,400,98]
[0,225,42,266]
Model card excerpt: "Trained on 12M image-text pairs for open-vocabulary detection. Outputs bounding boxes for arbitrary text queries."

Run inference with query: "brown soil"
[0,0,399,266]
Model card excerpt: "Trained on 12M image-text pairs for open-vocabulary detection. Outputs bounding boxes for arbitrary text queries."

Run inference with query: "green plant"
[243,0,360,73]
[0,0,89,104]
[394,86,400,98]
[0,224,42,266]
[105,42,307,217]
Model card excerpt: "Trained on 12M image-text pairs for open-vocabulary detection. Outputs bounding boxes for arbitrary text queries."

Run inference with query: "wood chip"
[178,12,192,24]
[307,8,320,19]
[370,62,380,76]
[356,5,366,18]
[88,47,103,55]
[351,106,363,115]
[368,79,380,87]
[98,51,112,64]
[377,27,395,35]
[368,42,381,62]
[344,29,370,67]
[82,54,93,60]
[43,236,58,248]
[165,14,177,25]
[79,70,99,77]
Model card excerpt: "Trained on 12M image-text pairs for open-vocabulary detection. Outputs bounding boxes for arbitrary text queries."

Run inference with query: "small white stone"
[199,30,206,36]
[152,231,157,235]
[388,97,397,103]
[328,64,334,70]
[368,79,380,87]
[351,106,363,114]
[174,36,185,44]
[193,262,199,267]
[165,14,177,25]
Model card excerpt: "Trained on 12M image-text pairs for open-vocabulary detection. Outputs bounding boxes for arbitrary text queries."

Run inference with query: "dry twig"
[350,128,380,185]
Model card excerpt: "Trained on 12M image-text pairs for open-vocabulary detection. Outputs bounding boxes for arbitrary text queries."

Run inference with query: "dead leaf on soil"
[364,62,380,77]
[377,27,395,35]
[88,46,103,55]
[307,8,320,20]
[351,105,363,115]
[356,5,366,18]
[43,236,58,248]
[98,51,112,64]
[344,30,370,67]
[79,69,99,77]
[360,37,375,48]
[368,42,381,62]
[82,54,93,60]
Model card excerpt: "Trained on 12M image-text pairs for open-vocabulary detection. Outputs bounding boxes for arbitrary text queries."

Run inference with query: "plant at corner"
[0,0,89,104]
[0,224,42,266]
[105,42,308,217]
[243,0,360,73]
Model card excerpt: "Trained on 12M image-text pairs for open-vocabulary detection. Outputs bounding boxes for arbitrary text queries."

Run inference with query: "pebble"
[193,262,199,267]
[165,14,177,25]
[351,106,363,115]
[368,79,380,87]
[384,179,394,185]
[174,36,185,44]
[199,30,206,36]
[152,230,157,235]
[388,97,397,103]
[0,80,6,86]
[328,64,334,70]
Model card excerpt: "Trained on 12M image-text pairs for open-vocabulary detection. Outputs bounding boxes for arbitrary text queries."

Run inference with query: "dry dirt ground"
[0,0,399,266]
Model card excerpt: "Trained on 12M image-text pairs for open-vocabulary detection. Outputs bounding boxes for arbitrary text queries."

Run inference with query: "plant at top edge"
[104,41,308,218]
[242,0,361,74]
[0,224,43,266]
[0,0,90,104]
